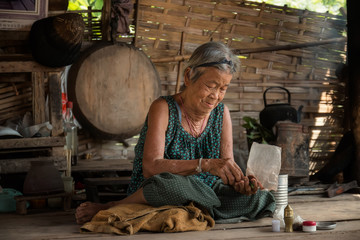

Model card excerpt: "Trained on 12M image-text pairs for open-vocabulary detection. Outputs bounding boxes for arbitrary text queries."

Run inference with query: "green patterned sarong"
[142,172,276,223]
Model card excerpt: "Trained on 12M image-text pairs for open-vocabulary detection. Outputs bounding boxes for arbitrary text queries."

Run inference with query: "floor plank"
[1,193,359,240]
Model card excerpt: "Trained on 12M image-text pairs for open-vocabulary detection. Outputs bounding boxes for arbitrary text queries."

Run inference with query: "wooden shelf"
[0,58,64,73]
[72,158,133,172]
[0,136,65,149]
[0,58,65,174]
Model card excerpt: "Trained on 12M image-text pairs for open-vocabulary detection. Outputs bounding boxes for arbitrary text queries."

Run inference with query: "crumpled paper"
[246,142,282,191]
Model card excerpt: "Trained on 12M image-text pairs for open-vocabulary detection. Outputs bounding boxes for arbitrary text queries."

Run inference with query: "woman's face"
[185,67,232,115]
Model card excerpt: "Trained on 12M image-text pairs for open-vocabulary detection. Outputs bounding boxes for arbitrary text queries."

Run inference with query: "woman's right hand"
[203,158,244,186]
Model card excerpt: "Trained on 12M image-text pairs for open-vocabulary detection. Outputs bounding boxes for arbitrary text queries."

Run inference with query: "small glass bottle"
[64,101,78,166]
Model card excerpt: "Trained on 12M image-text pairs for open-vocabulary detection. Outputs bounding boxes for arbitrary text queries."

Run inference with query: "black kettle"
[259,87,303,130]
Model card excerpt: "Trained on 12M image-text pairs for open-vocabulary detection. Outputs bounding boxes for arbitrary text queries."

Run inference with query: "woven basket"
[30,13,85,67]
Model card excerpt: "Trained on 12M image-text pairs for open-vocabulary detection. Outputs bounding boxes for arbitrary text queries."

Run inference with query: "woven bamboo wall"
[0,1,347,174]
[133,0,347,173]
[0,80,32,123]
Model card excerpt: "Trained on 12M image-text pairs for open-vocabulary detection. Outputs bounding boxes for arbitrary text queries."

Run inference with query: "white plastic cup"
[272,219,281,232]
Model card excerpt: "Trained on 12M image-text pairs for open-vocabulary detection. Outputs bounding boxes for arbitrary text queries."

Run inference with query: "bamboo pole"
[152,54,191,63]
[151,37,346,63]
[233,37,346,55]
[175,32,186,93]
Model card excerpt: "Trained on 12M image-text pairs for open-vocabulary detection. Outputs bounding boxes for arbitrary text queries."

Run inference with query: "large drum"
[67,43,161,141]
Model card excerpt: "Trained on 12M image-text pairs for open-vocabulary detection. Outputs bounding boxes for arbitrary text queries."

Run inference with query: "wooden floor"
[1,193,360,240]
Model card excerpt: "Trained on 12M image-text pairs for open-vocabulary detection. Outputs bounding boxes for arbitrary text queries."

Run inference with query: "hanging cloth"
[111,0,133,34]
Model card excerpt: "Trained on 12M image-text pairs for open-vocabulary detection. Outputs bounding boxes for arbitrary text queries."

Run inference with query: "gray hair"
[183,41,240,83]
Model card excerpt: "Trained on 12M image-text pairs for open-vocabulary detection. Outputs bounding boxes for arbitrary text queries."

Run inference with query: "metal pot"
[259,87,302,130]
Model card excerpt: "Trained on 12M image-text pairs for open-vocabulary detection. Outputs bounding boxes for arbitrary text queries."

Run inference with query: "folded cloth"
[142,172,276,223]
[80,202,215,235]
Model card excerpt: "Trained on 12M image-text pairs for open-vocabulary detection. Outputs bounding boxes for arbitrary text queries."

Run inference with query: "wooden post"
[134,0,141,48]
[32,72,46,124]
[347,0,360,185]
[101,0,111,42]
[88,6,93,41]
[48,72,63,136]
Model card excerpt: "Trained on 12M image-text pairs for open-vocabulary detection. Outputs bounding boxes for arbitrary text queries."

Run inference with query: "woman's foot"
[75,202,109,224]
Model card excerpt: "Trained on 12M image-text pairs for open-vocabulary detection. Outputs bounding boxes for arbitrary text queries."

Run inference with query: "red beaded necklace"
[180,96,206,138]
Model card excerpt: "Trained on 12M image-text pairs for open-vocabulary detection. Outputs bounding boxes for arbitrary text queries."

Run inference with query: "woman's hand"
[204,158,244,186]
[233,175,263,195]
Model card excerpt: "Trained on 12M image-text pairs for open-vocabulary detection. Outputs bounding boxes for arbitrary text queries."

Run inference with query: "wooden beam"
[0,136,65,149]
[0,60,64,73]
[0,73,30,82]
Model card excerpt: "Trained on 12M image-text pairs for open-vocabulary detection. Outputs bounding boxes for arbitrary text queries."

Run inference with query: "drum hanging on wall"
[67,43,161,141]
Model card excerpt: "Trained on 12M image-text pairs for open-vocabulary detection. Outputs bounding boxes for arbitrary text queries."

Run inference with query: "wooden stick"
[151,37,346,63]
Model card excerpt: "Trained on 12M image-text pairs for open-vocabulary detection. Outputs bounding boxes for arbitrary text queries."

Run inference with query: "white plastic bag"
[273,205,304,228]
[246,142,282,191]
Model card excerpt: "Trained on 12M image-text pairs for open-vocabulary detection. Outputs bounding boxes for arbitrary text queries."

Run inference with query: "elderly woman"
[76,41,275,224]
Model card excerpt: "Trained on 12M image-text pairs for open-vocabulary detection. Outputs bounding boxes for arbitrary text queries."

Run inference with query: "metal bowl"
[316,221,337,230]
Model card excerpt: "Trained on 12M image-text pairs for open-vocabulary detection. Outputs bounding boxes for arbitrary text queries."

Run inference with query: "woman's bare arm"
[142,98,200,178]
[142,100,259,195]
[202,105,244,185]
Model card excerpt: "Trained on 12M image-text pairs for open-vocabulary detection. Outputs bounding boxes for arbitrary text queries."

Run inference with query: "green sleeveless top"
[127,95,224,194]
